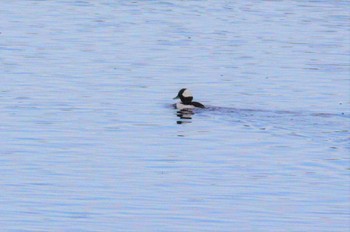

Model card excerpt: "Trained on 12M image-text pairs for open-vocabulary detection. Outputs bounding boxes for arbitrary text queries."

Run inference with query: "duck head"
[173,88,193,104]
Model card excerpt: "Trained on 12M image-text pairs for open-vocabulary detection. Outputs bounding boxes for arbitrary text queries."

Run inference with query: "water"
[1,0,349,231]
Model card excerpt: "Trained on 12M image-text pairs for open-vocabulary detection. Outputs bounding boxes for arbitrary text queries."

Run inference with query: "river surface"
[1,1,349,231]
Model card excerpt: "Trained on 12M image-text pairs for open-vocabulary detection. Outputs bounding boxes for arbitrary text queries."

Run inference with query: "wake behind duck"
[172,88,348,119]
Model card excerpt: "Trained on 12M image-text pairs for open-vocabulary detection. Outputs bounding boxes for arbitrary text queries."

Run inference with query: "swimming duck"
[173,88,205,109]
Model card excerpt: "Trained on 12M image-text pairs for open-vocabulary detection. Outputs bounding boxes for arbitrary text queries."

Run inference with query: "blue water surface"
[0,0,349,231]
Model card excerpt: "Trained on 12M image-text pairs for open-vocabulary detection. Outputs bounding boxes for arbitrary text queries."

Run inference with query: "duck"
[173,88,205,110]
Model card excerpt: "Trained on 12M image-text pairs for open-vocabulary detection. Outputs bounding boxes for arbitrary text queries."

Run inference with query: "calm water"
[1,0,349,231]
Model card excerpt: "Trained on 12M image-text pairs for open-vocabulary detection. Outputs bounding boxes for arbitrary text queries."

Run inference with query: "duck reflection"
[176,109,194,124]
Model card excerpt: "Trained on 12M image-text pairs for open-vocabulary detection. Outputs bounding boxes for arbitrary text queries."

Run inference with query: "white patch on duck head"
[182,89,193,98]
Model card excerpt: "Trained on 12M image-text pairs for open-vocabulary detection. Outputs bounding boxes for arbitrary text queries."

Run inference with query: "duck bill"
[173,96,179,100]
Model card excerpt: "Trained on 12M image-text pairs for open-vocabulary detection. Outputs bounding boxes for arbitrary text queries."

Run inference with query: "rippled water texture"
[1,1,349,231]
